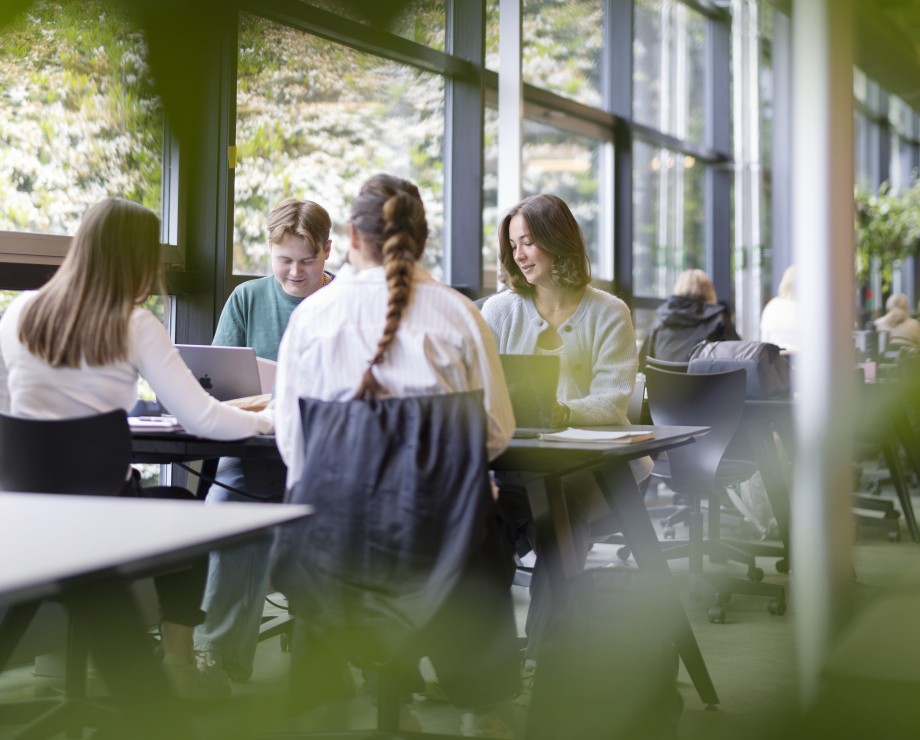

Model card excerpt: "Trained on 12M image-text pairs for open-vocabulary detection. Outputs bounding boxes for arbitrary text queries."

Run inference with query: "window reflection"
[634,0,706,145]
[633,139,705,299]
[234,13,445,278]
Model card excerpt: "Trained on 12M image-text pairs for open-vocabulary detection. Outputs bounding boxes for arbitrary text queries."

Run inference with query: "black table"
[132,425,720,708]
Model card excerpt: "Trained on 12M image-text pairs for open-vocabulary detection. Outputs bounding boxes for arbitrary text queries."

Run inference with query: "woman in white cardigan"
[482,193,646,708]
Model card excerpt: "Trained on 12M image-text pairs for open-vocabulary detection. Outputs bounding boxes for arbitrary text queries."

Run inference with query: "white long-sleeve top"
[275,263,515,489]
[0,291,273,439]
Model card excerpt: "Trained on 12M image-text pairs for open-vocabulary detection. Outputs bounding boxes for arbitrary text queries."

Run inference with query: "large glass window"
[482,110,611,291]
[759,3,774,301]
[0,0,163,236]
[485,0,604,107]
[633,0,707,146]
[854,68,883,189]
[523,120,610,280]
[234,13,445,278]
[632,139,705,299]
[889,96,918,189]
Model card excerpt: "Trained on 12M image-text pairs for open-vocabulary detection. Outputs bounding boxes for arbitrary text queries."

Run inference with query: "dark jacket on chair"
[271,390,519,711]
[641,296,740,368]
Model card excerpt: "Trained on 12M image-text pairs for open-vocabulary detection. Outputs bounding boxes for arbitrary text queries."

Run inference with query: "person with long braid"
[273,173,518,737]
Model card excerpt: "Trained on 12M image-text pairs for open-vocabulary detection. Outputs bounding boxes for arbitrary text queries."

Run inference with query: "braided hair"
[350,173,428,399]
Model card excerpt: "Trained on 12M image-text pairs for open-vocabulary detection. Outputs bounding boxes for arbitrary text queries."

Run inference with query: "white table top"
[0,492,311,605]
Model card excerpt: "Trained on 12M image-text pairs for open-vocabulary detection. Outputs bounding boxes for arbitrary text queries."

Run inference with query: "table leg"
[892,409,920,542]
[881,432,920,543]
[65,576,197,740]
[593,462,720,708]
[526,473,577,585]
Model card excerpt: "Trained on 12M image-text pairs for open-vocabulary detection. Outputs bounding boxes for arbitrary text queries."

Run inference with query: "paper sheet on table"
[538,428,655,444]
[128,415,183,432]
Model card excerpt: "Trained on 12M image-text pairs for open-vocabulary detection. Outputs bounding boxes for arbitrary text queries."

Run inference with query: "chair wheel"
[775,559,789,574]
[663,526,676,539]
[280,632,291,652]
[616,546,631,562]
[715,592,732,605]
[708,606,726,623]
[887,529,901,542]
[768,599,786,616]
[747,566,764,582]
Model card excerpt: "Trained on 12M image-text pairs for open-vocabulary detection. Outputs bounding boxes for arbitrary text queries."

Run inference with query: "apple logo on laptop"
[198,374,213,391]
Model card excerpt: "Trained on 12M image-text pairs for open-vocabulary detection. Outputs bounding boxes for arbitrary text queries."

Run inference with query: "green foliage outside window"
[855,180,920,292]
[0,0,163,235]
[233,13,445,277]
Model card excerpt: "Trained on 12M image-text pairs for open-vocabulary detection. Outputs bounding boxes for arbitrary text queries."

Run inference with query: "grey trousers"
[193,457,286,681]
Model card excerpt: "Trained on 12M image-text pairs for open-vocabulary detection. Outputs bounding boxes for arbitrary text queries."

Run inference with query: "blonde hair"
[886,292,909,313]
[267,198,331,254]
[673,269,717,304]
[349,174,427,399]
[19,198,162,367]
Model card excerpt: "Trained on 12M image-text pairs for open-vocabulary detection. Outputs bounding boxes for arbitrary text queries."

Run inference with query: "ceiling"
[856,0,920,110]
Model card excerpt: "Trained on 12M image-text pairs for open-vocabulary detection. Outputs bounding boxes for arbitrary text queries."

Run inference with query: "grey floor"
[2,476,919,739]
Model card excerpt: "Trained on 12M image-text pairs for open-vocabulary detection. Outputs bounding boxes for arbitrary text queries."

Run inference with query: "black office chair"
[271,391,519,738]
[644,367,786,623]
[851,364,920,543]
[643,356,690,373]
[0,409,132,739]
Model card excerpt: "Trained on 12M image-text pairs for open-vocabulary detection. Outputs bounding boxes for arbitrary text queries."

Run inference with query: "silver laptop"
[176,344,263,401]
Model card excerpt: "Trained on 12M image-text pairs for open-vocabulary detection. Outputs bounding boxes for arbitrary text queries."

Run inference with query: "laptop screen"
[176,345,263,402]
[499,354,561,431]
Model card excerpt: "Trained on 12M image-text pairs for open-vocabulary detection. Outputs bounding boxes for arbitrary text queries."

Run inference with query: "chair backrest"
[644,366,747,495]
[0,410,132,496]
[272,390,514,668]
[644,356,690,373]
[628,374,647,424]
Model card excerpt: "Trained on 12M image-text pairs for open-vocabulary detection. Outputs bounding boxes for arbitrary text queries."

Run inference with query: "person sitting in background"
[482,193,649,709]
[640,268,740,366]
[194,198,334,684]
[760,265,799,352]
[0,197,273,701]
[875,292,920,350]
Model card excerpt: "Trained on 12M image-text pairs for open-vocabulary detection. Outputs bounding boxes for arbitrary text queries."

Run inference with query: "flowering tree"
[855,180,920,291]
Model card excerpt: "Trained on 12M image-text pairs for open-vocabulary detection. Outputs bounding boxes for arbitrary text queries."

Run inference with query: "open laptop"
[177,344,264,402]
[499,354,563,438]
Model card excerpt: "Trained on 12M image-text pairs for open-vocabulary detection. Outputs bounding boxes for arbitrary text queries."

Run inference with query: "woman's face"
[508,214,554,289]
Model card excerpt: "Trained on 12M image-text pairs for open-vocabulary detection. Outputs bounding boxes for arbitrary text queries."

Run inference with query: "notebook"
[176,344,264,402]
[500,353,563,438]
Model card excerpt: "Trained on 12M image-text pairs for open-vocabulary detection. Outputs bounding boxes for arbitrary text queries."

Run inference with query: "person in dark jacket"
[640,268,740,367]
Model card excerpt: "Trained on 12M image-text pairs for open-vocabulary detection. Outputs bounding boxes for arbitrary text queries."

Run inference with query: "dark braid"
[351,174,427,399]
